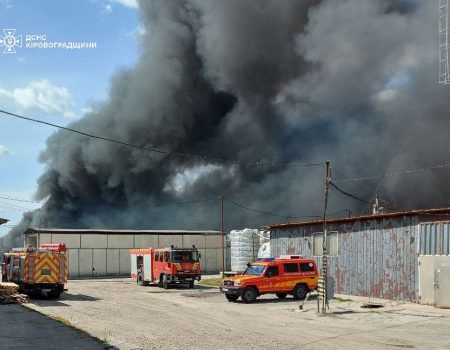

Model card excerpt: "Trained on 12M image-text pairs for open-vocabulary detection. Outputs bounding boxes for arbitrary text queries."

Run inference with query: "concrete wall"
[30,231,226,277]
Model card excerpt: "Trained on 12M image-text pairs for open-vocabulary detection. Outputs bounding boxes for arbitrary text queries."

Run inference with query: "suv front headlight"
[234,281,242,286]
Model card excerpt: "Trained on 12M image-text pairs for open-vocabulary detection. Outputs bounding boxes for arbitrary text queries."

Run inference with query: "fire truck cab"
[130,246,201,289]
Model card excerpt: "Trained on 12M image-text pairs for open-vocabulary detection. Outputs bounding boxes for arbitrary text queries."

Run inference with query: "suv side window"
[266,266,279,277]
[284,263,299,273]
[300,262,315,272]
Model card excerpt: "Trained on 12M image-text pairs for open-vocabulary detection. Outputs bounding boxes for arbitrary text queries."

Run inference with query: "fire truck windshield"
[244,264,265,276]
[171,251,199,263]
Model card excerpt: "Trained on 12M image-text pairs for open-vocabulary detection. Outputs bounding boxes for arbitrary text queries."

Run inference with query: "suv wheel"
[276,293,287,299]
[225,294,239,302]
[242,287,257,303]
[292,284,308,300]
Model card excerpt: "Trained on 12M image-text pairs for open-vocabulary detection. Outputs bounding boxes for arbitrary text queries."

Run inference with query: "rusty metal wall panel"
[271,216,420,302]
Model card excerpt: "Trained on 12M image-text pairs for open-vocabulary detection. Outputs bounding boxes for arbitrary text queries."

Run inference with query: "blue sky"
[0,0,140,233]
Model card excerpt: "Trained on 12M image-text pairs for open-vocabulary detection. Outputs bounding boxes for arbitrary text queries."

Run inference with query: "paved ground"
[0,303,109,349]
[21,278,450,350]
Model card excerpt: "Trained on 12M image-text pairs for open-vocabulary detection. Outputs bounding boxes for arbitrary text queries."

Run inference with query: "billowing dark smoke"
[1,0,447,248]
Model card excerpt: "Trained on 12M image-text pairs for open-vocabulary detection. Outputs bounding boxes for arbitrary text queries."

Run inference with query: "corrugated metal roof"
[25,228,221,235]
[269,207,450,229]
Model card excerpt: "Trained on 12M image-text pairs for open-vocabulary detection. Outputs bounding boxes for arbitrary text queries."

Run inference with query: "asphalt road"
[20,278,450,350]
[0,303,108,349]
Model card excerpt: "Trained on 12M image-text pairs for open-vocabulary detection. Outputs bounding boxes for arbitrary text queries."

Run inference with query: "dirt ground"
[24,278,450,350]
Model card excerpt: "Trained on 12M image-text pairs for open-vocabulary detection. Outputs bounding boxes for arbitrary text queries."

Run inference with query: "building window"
[313,231,338,256]
[154,252,159,261]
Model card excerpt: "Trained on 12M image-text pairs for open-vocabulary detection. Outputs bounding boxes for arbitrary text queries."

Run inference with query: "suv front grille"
[223,280,234,286]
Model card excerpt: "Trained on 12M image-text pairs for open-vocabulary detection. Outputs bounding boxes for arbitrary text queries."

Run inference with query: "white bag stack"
[229,228,264,272]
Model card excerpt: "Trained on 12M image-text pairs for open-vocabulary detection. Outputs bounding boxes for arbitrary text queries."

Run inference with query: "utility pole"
[321,160,331,314]
[221,196,225,278]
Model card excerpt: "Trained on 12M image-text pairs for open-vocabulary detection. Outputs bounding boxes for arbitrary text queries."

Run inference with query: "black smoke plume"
[1,0,448,248]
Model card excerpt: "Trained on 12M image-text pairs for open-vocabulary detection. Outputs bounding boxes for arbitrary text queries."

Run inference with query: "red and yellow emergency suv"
[130,246,201,289]
[220,256,318,303]
[1,244,68,298]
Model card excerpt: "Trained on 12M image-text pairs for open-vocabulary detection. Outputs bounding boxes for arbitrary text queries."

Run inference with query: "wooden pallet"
[0,282,19,296]
[0,293,30,304]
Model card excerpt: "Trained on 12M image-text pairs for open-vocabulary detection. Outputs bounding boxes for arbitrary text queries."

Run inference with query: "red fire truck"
[130,246,201,289]
[1,244,68,298]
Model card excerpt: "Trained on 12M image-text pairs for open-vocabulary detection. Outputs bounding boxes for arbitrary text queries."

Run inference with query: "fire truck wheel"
[137,273,145,286]
[225,294,239,302]
[292,284,308,300]
[242,287,257,303]
[162,274,169,289]
[48,291,61,299]
[276,293,287,299]
[188,281,194,289]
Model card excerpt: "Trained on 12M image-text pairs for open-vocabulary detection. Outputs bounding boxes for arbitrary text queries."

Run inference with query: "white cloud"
[0,0,13,10]
[0,145,14,156]
[112,0,137,8]
[0,80,77,119]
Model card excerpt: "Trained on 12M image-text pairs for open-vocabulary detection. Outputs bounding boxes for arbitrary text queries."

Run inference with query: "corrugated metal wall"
[271,216,420,301]
[419,222,450,255]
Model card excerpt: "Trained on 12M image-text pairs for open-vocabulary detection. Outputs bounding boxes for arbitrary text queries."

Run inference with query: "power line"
[329,181,368,204]
[0,109,323,168]
[0,195,40,204]
[224,197,321,219]
[333,162,450,183]
[129,197,219,208]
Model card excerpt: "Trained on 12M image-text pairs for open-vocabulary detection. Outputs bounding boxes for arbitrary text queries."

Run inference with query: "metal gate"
[418,223,450,307]
[435,258,450,308]
[418,255,450,308]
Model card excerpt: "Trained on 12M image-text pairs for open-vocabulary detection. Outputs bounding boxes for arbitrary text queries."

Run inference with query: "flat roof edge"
[25,228,221,235]
[268,207,450,229]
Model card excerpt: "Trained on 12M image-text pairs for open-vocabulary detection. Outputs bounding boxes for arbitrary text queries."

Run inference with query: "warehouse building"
[269,208,450,304]
[24,229,224,277]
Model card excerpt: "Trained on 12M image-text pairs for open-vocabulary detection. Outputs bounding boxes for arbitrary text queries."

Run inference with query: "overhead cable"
[329,181,369,204]
[224,197,321,219]
[0,195,40,204]
[0,109,323,168]
[333,162,450,183]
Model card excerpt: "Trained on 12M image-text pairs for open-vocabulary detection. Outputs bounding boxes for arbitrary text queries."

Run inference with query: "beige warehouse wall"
[108,235,134,249]
[182,235,206,248]
[81,234,107,249]
[68,249,79,276]
[135,235,159,248]
[119,249,130,275]
[38,233,52,245]
[40,232,226,278]
[158,235,182,247]
[93,249,107,276]
[107,249,120,276]
[50,234,81,248]
[79,250,93,276]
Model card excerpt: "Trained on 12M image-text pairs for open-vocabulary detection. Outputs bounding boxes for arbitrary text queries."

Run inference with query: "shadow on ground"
[29,293,102,307]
